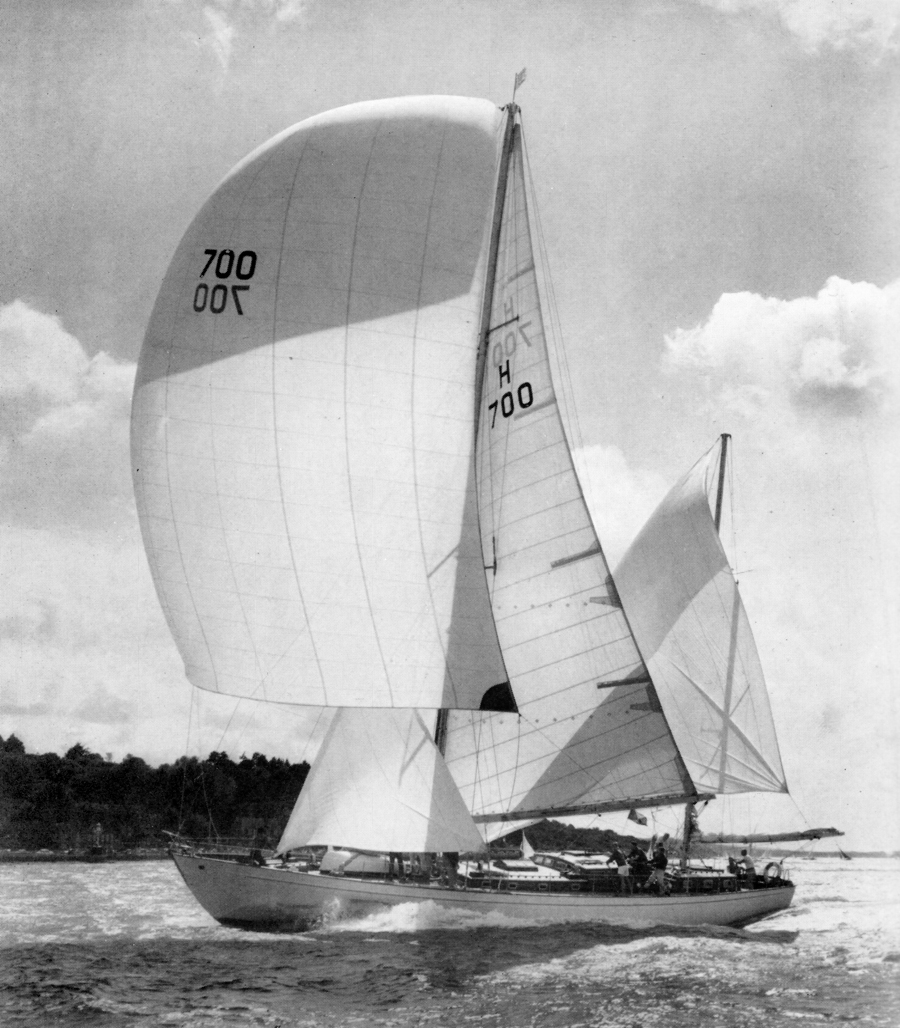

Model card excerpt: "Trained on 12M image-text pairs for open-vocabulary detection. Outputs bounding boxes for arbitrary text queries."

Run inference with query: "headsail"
[443,114,699,824]
[131,97,509,711]
[614,441,788,795]
[277,708,485,854]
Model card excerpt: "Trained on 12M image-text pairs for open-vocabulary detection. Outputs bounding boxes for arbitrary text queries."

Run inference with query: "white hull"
[172,853,794,931]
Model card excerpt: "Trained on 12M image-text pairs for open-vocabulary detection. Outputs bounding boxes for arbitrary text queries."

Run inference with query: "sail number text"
[488,359,534,427]
[192,249,258,315]
[489,379,534,427]
[487,298,534,428]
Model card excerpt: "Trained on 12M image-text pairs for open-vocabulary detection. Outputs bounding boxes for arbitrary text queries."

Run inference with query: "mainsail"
[131,97,509,711]
[442,118,700,826]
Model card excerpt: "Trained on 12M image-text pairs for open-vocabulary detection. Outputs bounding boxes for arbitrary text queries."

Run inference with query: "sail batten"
[514,397,556,418]
[550,543,603,568]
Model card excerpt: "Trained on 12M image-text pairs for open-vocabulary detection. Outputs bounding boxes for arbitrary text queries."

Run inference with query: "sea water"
[1,857,898,1026]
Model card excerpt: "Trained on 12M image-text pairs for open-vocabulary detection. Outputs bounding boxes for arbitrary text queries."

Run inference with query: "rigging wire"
[727,435,739,583]
[177,686,197,833]
[519,116,586,457]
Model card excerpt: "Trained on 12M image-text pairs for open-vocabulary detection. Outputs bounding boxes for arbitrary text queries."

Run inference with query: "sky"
[1,0,898,852]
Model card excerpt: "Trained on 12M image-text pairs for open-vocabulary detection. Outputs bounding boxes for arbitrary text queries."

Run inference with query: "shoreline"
[0,848,170,863]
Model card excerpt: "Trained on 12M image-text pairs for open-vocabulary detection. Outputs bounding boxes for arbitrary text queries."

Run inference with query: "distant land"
[0,734,309,856]
[1,735,895,862]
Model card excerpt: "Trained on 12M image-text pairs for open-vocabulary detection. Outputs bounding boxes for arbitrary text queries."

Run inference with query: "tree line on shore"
[0,734,630,856]
[0,734,310,852]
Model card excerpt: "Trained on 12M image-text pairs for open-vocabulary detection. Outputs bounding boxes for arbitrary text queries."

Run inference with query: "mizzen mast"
[681,432,731,867]
[714,433,730,533]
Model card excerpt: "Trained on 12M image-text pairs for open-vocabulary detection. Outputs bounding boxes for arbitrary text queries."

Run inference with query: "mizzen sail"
[131,97,508,711]
[614,442,787,795]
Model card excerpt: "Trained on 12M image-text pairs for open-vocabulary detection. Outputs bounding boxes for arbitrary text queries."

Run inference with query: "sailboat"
[132,95,829,930]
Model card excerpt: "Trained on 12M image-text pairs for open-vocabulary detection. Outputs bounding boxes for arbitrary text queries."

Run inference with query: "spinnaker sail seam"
[339,116,399,706]
[162,133,292,698]
[259,123,335,703]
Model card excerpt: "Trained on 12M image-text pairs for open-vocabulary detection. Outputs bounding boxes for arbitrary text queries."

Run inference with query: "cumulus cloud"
[699,0,900,57]
[0,524,185,758]
[0,300,135,532]
[664,276,900,420]
[202,5,235,69]
[0,299,325,764]
[573,445,669,568]
[0,300,173,757]
[180,0,310,71]
[0,300,88,408]
[660,275,899,842]
[75,684,136,726]
[269,0,310,23]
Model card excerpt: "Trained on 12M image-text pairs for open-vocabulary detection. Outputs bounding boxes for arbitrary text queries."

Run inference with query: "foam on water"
[324,898,555,934]
[2,856,899,1027]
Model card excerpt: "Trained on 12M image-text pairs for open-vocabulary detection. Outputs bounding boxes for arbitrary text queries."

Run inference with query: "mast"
[714,433,730,532]
[681,432,730,868]
[435,102,519,754]
[473,102,520,432]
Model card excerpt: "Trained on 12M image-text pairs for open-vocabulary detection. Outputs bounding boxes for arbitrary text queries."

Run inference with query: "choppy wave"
[1,857,898,1027]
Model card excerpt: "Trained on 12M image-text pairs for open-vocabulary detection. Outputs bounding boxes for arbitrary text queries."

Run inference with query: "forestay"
[132,97,509,711]
[443,120,695,823]
[614,443,787,795]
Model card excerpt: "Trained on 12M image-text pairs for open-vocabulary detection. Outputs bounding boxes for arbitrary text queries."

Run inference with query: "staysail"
[277,707,485,854]
[442,114,701,825]
[614,442,787,795]
[131,97,509,711]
